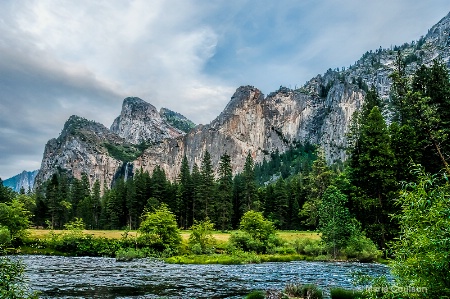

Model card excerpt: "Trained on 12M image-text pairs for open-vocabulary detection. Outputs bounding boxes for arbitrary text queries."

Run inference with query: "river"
[20,255,390,298]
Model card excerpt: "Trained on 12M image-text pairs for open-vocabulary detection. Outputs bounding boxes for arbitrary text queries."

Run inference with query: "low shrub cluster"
[330,287,364,299]
[228,211,283,254]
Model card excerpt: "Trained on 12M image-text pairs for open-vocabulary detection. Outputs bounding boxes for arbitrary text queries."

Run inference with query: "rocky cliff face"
[111,97,183,144]
[134,83,363,179]
[35,12,450,187]
[3,170,38,192]
[35,115,126,189]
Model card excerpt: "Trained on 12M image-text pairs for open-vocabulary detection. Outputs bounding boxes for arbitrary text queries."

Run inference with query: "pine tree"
[349,106,396,248]
[216,153,233,230]
[177,156,193,228]
[272,177,289,229]
[391,57,450,175]
[199,151,215,220]
[242,152,258,212]
[299,149,333,229]
[191,163,202,223]
[125,178,138,229]
[91,180,101,229]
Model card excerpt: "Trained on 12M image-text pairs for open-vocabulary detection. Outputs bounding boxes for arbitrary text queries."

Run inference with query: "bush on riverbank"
[228,211,283,254]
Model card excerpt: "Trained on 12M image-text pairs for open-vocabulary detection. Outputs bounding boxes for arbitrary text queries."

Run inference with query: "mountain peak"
[111,97,183,144]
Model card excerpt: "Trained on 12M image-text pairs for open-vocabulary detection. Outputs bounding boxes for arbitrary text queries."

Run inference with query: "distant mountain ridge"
[4,170,38,192]
[34,12,450,190]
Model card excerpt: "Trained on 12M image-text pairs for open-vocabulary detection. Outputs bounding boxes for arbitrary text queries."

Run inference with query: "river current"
[20,255,390,298]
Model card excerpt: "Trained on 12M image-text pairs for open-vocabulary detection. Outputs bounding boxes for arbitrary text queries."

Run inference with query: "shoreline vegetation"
[10,228,384,265]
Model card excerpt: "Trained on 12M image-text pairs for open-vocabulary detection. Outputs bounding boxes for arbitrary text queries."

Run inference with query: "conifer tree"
[191,163,202,223]
[242,152,258,212]
[199,151,215,220]
[177,156,193,228]
[299,149,333,229]
[349,106,396,248]
[216,153,233,230]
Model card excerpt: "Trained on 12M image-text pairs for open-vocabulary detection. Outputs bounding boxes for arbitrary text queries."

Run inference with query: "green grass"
[29,229,318,242]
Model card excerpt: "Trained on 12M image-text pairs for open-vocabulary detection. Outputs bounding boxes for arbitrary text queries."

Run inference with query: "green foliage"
[188,219,216,254]
[242,152,258,212]
[348,105,397,248]
[390,58,450,175]
[390,167,450,298]
[115,248,145,262]
[342,234,379,262]
[245,290,265,299]
[239,210,275,242]
[160,109,196,133]
[254,142,316,184]
[229,211,281,253]
[319,186,354,258]
[104,142,147,162]
[300,149,334,229]
[43,229,121,257]
[330,288,363,299]
[0,254,39,299]
[139,204,182,252]
[284,283,323,299]
[216,153,233,231]
[0,226,11,247]
[0,199,31,240]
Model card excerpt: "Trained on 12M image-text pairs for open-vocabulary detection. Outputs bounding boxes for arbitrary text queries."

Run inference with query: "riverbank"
[10,229,383,264]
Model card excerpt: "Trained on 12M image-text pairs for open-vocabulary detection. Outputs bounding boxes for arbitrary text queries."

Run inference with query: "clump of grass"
[115,248,145,262]
[284,283,323,299]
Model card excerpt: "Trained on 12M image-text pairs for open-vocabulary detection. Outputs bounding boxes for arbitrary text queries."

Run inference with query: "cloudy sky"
[0,0,449,179]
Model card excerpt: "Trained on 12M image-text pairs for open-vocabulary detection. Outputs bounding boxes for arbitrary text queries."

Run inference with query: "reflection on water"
[20,255,390,298]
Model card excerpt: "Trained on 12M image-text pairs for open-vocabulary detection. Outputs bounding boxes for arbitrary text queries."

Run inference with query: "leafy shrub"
[188,219,216,254]
[0,254,39,298]
[228,211,282,253]
[330,288,364,299]
[284,283,323,299]
[228,231,265,253]
[303,240,326,256]
[0,199,31,240]
[139,204,181,253]
[342,234,379,262]
[0,226,11,247]
[240,210,275,241]
[245,290,265,299]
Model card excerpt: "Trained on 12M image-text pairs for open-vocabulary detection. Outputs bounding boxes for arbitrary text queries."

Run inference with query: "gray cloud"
[0,0,449,178]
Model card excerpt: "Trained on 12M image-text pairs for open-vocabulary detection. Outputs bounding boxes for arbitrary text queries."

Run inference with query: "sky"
[0,0,449,179]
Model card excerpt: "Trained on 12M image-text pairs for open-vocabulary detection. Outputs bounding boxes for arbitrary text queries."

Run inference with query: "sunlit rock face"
[35,12,450,187]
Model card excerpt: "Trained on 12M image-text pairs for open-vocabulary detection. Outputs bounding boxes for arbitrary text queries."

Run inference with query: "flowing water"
[20,255,390,298]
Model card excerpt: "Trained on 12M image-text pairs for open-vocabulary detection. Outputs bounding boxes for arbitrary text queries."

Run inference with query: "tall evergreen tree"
[125,178,138,229]
[349,106,396,248]
[391,57,450,175]
[299,149,333,229]
[191,163,202,223]
[216,153,233,230]
[272,177,289,229]
[242,152,258,212]
[177,156,193,228]
[199,151,215,220]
